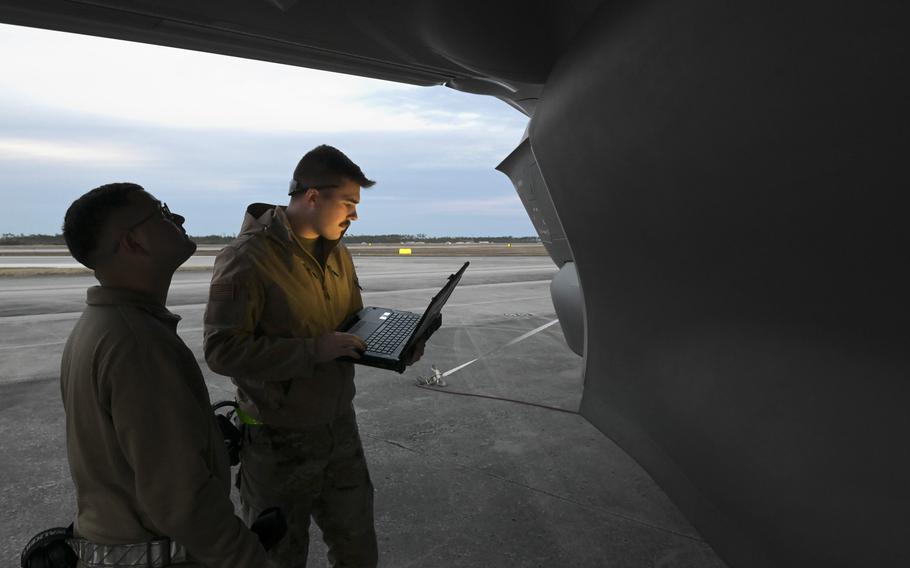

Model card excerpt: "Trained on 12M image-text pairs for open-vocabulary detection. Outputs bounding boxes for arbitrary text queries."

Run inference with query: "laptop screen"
[404,261,469,349]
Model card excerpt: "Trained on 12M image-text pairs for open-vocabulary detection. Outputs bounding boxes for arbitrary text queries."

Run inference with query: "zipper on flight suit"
[295,242,332,303]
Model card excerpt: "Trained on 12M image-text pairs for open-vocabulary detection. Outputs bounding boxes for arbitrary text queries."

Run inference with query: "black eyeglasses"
[113,202,176,254]
[126,202,174,230]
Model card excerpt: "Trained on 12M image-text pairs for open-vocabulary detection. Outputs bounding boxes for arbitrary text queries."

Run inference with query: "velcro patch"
[209,282,234,302]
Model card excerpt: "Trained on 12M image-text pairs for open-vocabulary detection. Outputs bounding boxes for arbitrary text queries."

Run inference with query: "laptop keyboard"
[365,311,419,355]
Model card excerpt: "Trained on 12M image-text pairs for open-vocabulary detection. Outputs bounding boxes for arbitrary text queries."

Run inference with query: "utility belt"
[23,507,287,568]
[22,403,285,568]
[20,528,188,568]
[68,537,189,567]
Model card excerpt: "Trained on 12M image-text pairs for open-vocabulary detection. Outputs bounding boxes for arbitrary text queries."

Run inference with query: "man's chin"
[177,240,197,265]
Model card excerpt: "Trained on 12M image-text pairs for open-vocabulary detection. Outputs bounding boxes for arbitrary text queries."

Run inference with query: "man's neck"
[285,206,319,240]
[96,269,172,306]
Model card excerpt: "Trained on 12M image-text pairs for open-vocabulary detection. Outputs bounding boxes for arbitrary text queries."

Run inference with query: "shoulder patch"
[209,282,235,302]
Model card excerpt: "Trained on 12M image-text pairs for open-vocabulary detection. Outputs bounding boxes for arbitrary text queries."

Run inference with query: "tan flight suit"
[204,204,377,568]
[60,286,269,567]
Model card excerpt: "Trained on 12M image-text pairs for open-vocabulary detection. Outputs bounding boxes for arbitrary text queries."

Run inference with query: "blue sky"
[0,24,534,237]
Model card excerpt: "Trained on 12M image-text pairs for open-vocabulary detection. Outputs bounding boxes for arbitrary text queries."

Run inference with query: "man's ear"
[304,188,321,207]
[117,230,149,257]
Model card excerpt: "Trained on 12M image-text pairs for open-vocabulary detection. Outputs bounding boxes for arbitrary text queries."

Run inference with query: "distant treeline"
[1,233,539,245]
[1,234,67,245]
[344,234,539,244]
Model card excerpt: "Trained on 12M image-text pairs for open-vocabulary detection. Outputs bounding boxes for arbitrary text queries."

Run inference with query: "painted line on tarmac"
[0,326,206,351]
[0,266,554,294]
[404,295,549,312]
[0,279,214,293]
[0,279,553,324]
[0,340,69,352]
[362,279,552,297]
[351,266,555,279]
[435,319,560,379]
[0,311,83,324]
[0,295,551,351]
[0,318,560,381]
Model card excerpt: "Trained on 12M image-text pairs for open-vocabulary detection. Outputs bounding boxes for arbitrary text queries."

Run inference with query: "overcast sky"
[0,23,534,237]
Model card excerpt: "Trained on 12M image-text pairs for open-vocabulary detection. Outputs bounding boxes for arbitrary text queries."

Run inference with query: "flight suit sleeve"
[104,336,270,568]
[204,245,317,382]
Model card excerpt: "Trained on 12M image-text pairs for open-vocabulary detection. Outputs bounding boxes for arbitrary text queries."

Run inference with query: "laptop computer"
[339,261,469,373]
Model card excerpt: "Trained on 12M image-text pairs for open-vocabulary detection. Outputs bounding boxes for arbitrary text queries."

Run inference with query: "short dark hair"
[63,182,144,269]
[290,144,375,195]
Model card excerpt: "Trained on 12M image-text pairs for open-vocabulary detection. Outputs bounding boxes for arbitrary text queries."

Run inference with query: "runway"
[0,256,725,567]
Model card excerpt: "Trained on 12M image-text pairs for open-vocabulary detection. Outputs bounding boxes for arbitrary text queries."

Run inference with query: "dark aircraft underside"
[1,2,907,566]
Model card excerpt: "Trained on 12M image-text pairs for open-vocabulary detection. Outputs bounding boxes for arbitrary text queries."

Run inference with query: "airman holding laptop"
[204,145,424,567]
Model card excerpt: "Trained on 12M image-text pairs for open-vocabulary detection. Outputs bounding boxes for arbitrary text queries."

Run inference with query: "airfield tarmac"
[0,256,726,567]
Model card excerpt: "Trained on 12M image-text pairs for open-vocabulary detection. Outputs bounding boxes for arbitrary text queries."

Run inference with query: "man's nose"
[348,208,358,221]
[173,212,186,225]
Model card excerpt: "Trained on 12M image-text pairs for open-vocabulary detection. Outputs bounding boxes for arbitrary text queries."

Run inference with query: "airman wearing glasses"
[59,183,272,567]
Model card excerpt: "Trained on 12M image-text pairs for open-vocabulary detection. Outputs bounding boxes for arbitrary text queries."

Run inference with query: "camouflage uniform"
[204,204,377,567]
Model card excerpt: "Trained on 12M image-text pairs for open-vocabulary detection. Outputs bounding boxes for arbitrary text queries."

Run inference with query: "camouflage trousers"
[239,410,378,568]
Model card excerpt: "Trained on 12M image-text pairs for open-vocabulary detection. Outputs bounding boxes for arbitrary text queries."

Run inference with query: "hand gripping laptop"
[339,261,469,373]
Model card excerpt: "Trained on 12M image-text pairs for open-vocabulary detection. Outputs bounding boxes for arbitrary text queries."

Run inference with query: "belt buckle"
[150,538,171,567]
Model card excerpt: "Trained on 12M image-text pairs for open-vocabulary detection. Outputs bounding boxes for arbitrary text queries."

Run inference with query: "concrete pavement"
[0,257,726,567]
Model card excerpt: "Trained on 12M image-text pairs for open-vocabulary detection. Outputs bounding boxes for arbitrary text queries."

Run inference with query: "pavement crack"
[387,440,415,452]
[365,434,421,454]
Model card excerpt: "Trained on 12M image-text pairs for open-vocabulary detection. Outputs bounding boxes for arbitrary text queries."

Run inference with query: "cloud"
[0,24,525,135]
[424,196,528,217]
[358,194,402,202]
[0,137,153,166]
[0,24,535,237]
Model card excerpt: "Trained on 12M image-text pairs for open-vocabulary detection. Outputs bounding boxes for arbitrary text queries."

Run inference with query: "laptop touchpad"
[348,320,379,338]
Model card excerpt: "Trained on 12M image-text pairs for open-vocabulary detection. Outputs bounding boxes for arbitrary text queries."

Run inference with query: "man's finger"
[340,332,367,351]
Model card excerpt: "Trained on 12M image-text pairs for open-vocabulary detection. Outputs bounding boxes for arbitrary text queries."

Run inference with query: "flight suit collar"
[240,203,342,270]
[239,202,284,241]
[85,286,182,329]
